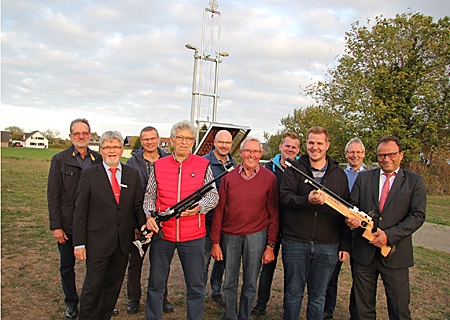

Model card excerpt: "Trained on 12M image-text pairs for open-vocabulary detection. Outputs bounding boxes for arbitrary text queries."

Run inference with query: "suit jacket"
[48,145,102,234]
[73,163,147,257]
[349,168,426,268]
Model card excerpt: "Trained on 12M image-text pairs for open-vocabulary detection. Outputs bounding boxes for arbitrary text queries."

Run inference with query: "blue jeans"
[58,234,79,307]
[254,240,281,309]
[204,224,225,295]
[222,230,267,320]
[282,238,339,320]
[146,238,205,320]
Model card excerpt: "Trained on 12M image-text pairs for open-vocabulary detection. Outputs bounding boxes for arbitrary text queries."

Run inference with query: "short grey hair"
[170,120,196,138]
[240,137,262,150]
[70,118,90,134]
[345,137,365,153]
[100,131,124,147]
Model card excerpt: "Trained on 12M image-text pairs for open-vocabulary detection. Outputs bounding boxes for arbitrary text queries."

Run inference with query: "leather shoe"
[112,308,119,316]
[163,298,174,313]
[127,300,139,314]
[251,305,266,316]
[65,306,78,319]
[211,293,226,307]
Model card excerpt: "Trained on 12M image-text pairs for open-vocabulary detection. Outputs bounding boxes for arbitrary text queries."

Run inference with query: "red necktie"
[379,172,395,211]
[109,167,120,204]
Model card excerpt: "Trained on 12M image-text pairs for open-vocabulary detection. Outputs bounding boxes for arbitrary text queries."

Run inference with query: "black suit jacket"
[73,163,147,257]
[48,145,102,234]
[349,168,426,268]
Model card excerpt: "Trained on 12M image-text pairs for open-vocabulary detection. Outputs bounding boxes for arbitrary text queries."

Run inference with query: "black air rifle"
[284,158,392,257]
[134,161,235,256]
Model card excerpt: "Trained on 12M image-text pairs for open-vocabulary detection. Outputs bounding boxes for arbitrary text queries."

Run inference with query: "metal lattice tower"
[186,0,228,144]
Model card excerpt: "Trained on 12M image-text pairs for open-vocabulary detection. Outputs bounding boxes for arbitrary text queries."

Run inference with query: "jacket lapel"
[97,164,117,204]
[371,169,380,209]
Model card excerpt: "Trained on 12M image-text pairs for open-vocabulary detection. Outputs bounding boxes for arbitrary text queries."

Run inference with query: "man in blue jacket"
[203,130,237,306]
[48,118,102,319]
[124,126,173,314]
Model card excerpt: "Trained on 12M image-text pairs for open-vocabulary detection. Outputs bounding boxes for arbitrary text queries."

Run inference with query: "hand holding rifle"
[284,158,392,257]
[133,162,234,257]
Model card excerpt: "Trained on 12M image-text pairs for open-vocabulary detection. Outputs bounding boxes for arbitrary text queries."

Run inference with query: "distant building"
[1,131,11,147]
[89,134,100,152]
[124,136,136,147]
[23,131,49,148]
[160,137,171,153]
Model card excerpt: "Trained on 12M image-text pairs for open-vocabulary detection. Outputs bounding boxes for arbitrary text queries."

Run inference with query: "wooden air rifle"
[284,158,392,257]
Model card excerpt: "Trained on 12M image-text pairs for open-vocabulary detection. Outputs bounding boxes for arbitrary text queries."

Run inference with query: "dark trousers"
[58,234,79,307]
[79,242,128,320]
[324,260,342,318]
[204,224,225,295]
[254,241,281,309]
[353,255,411,320]
[127,243,170,302]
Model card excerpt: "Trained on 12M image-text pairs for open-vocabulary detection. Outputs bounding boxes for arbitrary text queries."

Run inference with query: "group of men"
[49,118,426,320]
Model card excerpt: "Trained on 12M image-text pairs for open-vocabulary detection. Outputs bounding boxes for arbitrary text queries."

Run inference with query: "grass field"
[1,153,450,319]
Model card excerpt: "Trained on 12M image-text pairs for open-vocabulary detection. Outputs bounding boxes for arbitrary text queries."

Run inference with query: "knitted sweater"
[210,165,279,245]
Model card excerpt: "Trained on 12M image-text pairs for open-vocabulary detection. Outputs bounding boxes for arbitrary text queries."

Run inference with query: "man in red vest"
[144,120,219,320]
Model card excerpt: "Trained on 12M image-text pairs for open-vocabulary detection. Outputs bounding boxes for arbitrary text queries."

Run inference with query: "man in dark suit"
[346,136,426,320]
[73,130,156,320]
[48,118,102,319]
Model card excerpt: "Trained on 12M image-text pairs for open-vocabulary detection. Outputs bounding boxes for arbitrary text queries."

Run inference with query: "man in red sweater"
[211,137,279,320]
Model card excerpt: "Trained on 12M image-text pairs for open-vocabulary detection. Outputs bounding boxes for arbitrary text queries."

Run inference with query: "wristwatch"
[266,243,275,248]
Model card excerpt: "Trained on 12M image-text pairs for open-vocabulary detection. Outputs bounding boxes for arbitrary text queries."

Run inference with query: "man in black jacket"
[48,118,102,319]
[280,126,351,320]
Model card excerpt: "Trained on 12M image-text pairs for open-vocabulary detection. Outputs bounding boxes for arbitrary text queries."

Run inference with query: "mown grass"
[426,195,450,226]
[1,155,450,319]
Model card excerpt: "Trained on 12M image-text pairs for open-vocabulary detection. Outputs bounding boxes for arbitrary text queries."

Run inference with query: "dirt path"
[412,222,450,253]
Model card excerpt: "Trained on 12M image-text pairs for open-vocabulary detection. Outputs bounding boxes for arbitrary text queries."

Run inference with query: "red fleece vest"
[154,154,209,242]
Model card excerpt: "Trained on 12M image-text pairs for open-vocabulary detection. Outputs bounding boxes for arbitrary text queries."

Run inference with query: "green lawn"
[427,195,450,226]
[1,146,62,160]
[1,147,129,163]
[1,157,449,319]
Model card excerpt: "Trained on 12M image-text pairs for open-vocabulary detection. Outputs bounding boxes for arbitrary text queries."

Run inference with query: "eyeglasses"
[242,149,262,155]
[346,151,364,155]
[174,136,195,143]
[141,137,158,142]
[71,131,90,137]
[101,146,123,151]
[216,140,232,145]
[377,151,400,160]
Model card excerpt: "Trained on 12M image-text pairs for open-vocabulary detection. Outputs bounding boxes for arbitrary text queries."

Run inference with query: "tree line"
[265,12,449,167]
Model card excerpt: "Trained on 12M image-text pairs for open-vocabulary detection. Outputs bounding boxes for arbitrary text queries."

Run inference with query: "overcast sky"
[2,0,449,140]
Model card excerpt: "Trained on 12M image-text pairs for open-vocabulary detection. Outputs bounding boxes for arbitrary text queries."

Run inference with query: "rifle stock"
[284,158,391,257]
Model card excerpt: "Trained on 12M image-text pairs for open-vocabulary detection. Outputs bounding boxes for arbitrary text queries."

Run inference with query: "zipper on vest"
[176,163,182,242]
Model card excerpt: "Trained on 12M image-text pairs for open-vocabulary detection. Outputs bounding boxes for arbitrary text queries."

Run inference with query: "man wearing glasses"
[73,131,153,319]
[346,136,426,320]
[202,130,237,306]
[124,126,174,314]
[144,120,219,320]
[48,118,102,319]
[210,137,279,320]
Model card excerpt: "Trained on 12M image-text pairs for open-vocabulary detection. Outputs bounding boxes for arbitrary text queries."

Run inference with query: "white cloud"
[1,0,449,141]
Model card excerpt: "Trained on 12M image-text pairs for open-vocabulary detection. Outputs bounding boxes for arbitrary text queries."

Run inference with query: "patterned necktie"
[109,167,120,204]
[379,172,395,211]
